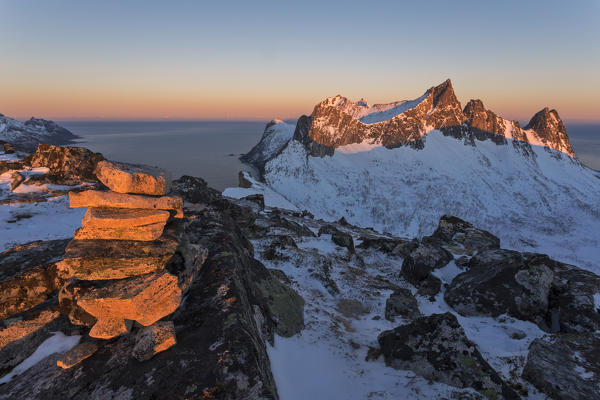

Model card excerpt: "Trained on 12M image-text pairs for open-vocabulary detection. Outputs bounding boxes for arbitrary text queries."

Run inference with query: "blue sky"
[1,0,598,121]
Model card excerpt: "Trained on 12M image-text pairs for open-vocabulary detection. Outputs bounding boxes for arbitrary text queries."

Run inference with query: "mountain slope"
[242,80,600,271]
[0,113,79,152]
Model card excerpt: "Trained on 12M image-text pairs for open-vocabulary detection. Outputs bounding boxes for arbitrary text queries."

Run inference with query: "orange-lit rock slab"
[57,341,99,369]
[77,272,181,339]
[0,309,59,351]
[69,190,183,218]
[74,208,170,241]
[57,233,179,280]
[132,321,176,361]
[95,160,171,196]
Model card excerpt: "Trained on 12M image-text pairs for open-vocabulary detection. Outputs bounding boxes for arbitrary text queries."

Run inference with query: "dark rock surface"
[523,334,600,400]
[0,240,69,320]
[21,144,105,185]
[400,239,452,296]
[378,313,518,399]
[445,250,600,333]
[430,215,500,255]
[384,288,421,322]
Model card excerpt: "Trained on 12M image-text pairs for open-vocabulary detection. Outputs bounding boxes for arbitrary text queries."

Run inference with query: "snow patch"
[0,332,80,384]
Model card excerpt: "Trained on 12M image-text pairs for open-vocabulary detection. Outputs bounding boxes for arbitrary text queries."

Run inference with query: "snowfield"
[262,131,600,273]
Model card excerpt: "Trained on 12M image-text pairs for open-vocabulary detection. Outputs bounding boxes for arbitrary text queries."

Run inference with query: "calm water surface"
[61,121,266,191]
[60,121,600,191]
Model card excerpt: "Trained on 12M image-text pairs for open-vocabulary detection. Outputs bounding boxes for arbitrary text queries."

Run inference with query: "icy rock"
[74,207,170,241]
[69,189,183,218]
[56,341,99,369]
[77,271,182,339]
[132,321,176,362]
[95,160,171,196]
[378,312,518,399]
[523,334,600,400]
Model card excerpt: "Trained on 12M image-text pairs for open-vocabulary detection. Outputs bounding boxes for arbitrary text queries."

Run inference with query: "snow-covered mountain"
[0,113,79,152]
[241,80,600,271]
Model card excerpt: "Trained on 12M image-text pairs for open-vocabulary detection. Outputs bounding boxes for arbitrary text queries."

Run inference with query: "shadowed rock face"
[0,115,79,152]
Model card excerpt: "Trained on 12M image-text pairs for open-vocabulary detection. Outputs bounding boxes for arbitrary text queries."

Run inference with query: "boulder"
[21,144,104,185]
[550,262,600,333]
[318,225,354,252]
[9,171,24,191]
[400,239,452,296]
[77,271,182,339]
[445,250,599,333]
[57,231,179,280]
[69,190,183,218]
[132,321,176,362]
[57,341,99,369]
[75,208,170,241]
[378,313,518,399]
[384,288,421,322]
[0,239,69,320]
[522,334,600,400]
[431,215,500,255]
[95,160,171,195]
[170,175,221,204]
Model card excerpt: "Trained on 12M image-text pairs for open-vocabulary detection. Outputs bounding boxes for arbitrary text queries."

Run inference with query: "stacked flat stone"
[56,160,187,348]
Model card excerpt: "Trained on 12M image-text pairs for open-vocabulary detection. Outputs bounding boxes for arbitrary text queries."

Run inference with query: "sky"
[0,0,599,122]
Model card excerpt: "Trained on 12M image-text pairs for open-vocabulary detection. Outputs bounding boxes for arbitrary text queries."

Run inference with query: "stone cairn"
[54,160,206,367]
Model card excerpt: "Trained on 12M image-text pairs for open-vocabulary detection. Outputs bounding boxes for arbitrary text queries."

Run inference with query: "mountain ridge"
[0,113,79,152]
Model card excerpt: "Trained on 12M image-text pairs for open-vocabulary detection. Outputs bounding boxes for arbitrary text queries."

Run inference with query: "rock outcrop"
[378,313,518,399]
[240,120,295,174]
[445,250,600,334]
[525,107,574,157]
[522,334,600,400]
[21,144,105,185]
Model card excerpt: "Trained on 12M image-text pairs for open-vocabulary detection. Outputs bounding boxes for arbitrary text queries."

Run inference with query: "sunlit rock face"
[95,160,172,196]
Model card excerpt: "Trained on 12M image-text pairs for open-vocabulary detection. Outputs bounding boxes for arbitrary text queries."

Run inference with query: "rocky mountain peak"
[524,107,574,156]
[425,79,466,129]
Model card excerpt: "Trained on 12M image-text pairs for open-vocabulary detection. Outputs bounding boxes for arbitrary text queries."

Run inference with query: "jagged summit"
[288,79,575,158]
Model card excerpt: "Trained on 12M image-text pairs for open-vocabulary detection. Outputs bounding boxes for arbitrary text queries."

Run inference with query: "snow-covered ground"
[252,220,548,399]
[261,131,600,273]
[0,167,86,251]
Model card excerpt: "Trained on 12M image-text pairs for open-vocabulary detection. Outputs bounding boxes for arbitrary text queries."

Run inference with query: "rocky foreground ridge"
[1,143,599,399]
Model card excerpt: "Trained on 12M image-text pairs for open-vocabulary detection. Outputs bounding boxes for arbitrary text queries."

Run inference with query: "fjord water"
[61,121,266,191]
[61,121,599,191]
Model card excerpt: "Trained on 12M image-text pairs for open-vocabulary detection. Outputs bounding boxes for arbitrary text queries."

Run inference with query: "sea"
[60,121,600,191]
